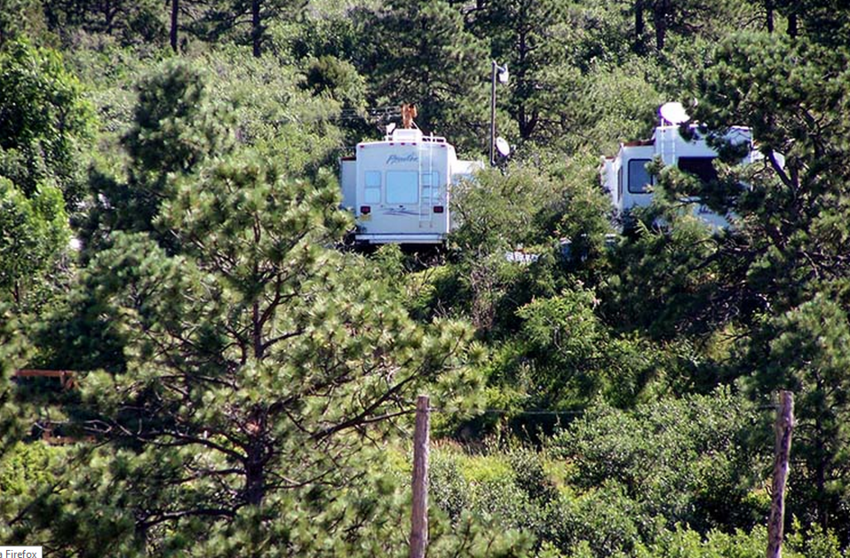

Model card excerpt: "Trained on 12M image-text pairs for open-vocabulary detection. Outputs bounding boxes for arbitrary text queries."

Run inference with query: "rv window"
[386,171,418,204]
[365,171,381,187]
[365,171,382,203]
[678,157,718,184]
[628,159,652,194]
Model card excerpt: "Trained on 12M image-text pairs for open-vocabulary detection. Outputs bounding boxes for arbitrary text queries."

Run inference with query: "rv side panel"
[340,159,356,210]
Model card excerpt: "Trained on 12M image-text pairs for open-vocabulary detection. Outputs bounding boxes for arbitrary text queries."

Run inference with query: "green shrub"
[551,387,768,533]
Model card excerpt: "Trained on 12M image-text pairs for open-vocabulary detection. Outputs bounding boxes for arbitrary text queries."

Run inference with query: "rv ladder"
[418,142,433,222]
[659,126,676,166]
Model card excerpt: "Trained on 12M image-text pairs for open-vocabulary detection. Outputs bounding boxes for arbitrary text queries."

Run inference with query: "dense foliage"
[2,0,850,556]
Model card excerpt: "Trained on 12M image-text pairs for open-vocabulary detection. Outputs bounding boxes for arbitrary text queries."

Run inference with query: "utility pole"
[489,61,508,166]
[409,395,430,558]
[489,62,497,167]
[767,390,794,558]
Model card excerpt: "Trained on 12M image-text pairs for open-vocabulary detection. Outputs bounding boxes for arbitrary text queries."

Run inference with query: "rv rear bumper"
[355,233,446,245]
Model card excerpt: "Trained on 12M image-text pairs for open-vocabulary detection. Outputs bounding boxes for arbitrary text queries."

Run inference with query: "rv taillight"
[361,205,371,214]
[433,205,444,214]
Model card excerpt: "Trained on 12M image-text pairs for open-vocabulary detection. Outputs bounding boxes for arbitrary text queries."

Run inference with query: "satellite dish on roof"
[659,102,690,125]
[495,137,511,157]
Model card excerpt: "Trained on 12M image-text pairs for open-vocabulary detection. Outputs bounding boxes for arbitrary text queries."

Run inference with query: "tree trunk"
[134,512,149,551]
[765,0,774,33]
[787,11,798,37]
[635,0,644,44]
[245,414,266,507]
[252,300,263,359]
[104,0,114,33]
[245,448,265,507]
[654,0,667,51]
[170,0,179,52]
[252,0,262,58]
[516,29,536,140]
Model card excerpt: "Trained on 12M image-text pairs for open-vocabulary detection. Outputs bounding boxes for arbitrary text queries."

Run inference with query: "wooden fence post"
[767,390,794,558]
[409,395,430,558]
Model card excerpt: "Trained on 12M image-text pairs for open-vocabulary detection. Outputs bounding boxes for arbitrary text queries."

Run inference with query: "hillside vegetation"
[2,0,850,556]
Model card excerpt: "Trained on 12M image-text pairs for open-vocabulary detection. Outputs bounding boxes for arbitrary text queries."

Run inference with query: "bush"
[550,387,769,533]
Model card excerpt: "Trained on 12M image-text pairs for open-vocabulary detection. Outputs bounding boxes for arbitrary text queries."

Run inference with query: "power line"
[332,106,401,122]
[430,407,584,416]
[426,403,779,417]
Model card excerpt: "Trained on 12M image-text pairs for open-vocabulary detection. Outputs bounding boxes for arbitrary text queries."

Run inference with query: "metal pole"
[767,390,794,558]
[489,61,497,167]
[409,395,430,558]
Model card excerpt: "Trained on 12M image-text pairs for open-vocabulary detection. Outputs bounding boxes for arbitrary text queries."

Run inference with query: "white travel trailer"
[602,103,754,230]
[340,126,482,245]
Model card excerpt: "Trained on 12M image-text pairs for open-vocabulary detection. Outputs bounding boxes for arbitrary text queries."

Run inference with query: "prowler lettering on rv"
[340,105,482,246]
[601,102,755,230]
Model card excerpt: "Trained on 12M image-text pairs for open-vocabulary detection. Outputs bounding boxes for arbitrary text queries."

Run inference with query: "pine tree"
[83,60,232,252]
[355,0,489,152]
[20,149,478,554]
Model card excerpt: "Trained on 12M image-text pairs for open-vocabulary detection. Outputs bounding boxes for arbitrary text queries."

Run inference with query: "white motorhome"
[340,126,482,245]
[602,104,754,230]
